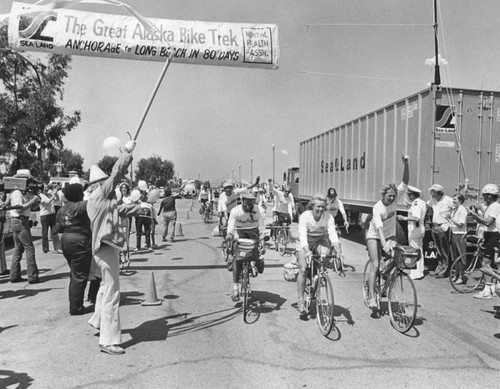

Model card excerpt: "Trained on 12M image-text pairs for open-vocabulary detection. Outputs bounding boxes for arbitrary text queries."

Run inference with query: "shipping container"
[298,86,500,214]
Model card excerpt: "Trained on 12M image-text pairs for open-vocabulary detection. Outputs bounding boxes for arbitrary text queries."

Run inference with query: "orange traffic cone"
[141,272,162,306]
[175,222,184,237]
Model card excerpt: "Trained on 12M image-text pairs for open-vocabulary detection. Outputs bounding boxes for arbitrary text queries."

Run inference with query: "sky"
[2,0,500,185]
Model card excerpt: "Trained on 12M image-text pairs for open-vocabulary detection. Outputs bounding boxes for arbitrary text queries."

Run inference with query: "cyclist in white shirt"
[218,177,260,229]
[296,195,341,316]
[365,156,409,309]
[468,183,500,299]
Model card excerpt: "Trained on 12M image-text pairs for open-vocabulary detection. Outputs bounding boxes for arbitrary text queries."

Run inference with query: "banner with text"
[8,2,279,69]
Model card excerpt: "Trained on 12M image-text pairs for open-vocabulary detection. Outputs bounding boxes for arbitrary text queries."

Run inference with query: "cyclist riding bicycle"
[365,156,409,309]
[296,195,341,316]
[226,190,266,301]
[198,185,212,214]
[468,183,500,299]
[218,177,260,232]
[326,187,349,231]
[271,184,295,237]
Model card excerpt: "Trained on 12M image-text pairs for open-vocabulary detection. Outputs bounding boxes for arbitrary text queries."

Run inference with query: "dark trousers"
[61,233,92,314]
[10,217,38,282]
[431,226,451,273]
[135,217,151,249]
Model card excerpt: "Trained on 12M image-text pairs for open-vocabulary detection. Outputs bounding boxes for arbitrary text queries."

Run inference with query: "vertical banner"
[7,1,279,69]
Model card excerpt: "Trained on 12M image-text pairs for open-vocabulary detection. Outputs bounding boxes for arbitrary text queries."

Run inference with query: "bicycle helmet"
[482,183,499,195]
[223,180,234,189]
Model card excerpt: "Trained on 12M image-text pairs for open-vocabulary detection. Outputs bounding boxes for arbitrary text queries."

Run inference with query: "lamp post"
[231,169,234,181]
[238,164,241,183]
[272,144,275,185]
[250,157,253,183]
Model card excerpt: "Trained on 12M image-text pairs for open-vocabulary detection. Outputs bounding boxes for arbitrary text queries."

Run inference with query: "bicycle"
[362,244,419,333]
[449,234,485,293]
[268,223,291,256]
[233,235,269,324]
[202,203,213,223]
[302,250,336,336]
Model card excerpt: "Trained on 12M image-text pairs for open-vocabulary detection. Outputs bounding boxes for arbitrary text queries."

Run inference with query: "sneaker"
[162,237,167,242]
[227,258,234,272]
[473,288,492,299]
[255,259,265,274]
[297,300,307,315]
[367,298,377,309]
[231,287,240,302]
[453,278,464,285]
[133,248,141,252]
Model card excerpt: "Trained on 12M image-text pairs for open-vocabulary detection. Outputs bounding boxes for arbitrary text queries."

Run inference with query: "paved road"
[1,199,500,388]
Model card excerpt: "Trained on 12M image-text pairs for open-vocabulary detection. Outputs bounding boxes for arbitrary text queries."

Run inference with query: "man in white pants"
[87,140,150,355]
[398,185,427,280]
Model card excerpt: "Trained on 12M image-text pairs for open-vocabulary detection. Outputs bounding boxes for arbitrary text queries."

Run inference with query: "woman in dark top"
[158,188,182,242]
[55,183,92,316]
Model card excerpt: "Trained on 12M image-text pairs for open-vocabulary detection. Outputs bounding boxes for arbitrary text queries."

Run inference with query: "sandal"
[99,344,125,355]
[231,289,240,302]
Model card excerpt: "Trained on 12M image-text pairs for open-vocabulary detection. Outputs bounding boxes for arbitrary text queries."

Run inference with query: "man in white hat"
[86,140,152,355]
[397,185,427,279]
[9,169,41,283]
[427,184,454,277]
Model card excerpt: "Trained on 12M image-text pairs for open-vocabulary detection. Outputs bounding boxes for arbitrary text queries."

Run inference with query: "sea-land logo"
[435,105,456,133]
[18,9,57,49]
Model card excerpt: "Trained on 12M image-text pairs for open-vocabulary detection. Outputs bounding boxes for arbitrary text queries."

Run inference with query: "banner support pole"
[132,52,174,141]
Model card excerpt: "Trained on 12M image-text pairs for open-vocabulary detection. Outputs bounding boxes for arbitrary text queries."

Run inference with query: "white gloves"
[123,140,136,153]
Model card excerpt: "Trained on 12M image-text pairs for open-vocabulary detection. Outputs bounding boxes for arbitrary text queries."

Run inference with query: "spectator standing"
[0,191,10,276]
[158,188,181,243]
[427,184,454,278]
[39,184,62,254]
[397,185,426,280]
[134,181,152,251]
[448,194,468,262]
[9,169,41,284]
[55,183,92,315]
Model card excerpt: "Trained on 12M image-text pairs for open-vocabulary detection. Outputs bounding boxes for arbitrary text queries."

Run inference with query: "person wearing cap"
[133,180,153,252]
[397,185,426,280]
[218,177,261,233]
[365,156,409,309]
[427,183,454,277]
[86,140,152,355]
[39,183,62,254]
[296,194,341,316]
[467,183,500,298]
[226,189,266,301]
[198,184,212,215]
[8,169,41,284]
[326,187,349,231]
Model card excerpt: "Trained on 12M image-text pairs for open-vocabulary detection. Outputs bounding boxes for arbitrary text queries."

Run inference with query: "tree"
[135,155,174,187]
[0,23,81,179]
[97,155,119,176]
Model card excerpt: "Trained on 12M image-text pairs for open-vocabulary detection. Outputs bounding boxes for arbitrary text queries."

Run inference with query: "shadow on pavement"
[0,288,52,300]
[0,369,34,389]
[0,325,18,334]
[130,263,289,271]
[333,304,355,326]
[120,291,145,306]
[250,290,286,311]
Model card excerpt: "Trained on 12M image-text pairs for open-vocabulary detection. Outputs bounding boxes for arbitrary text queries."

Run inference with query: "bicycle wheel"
[387,272,417,333]
[277,229,287,256]
[242,264,250,323]
[362,260,372,308]
[316,274,335,336]
[449,253,483,293]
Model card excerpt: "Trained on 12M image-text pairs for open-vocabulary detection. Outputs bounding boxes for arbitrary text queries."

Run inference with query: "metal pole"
[272,144,275,185]
[250,157,253,183]
[238,164,241,183]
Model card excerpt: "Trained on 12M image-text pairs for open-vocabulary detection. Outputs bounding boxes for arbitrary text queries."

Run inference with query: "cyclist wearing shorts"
[226,190,266,301]
[366,156,409,309]
[271,184,295,236]
[296,195,341,316]
[468,183,500,299]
